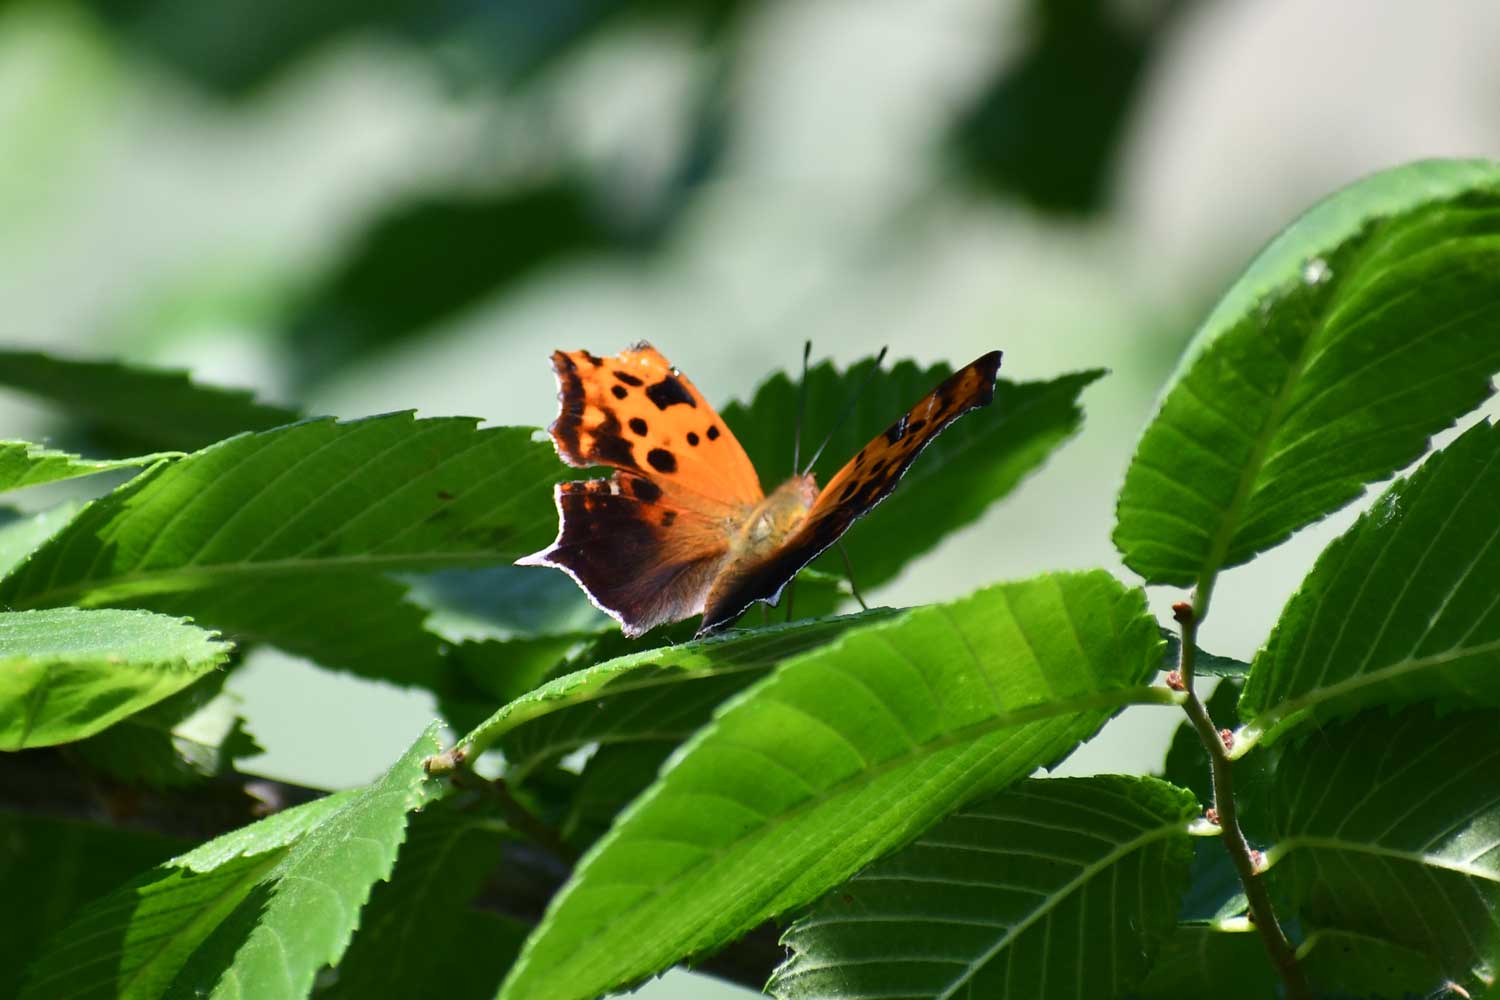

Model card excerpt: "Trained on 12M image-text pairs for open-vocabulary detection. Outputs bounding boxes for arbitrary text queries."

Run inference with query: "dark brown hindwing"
[520,475,727,638]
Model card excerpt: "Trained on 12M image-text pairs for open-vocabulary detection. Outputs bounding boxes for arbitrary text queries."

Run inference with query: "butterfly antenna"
[792,340,812,476]
[801,346,888,476]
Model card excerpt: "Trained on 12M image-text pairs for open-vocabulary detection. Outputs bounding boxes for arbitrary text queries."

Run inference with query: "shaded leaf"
[320,799,526,999]
[0,350,298,453]
[1239,419,1500,745]
[562,741,677,850]
[1158,627,1250,677]
[1298,927,1448,999]
[0,812,189,1000]
[1115,159,1500,593]
[725,363,1103,593]
[0,608,231,750]
[1135,924,1278,1000]
[1266,708,1500,992]
[73,674,260,788]
[0,440,173,494]
[17,790,358,1000]
[496,571,1171,1000]
[770,775,1197,1000]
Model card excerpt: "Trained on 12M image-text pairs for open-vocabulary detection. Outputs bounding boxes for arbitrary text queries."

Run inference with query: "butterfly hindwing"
[698,350,1003,633]
[517,475,731,637]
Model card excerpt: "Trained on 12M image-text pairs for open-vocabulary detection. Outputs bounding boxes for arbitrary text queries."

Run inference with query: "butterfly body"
[519,342,1001,637]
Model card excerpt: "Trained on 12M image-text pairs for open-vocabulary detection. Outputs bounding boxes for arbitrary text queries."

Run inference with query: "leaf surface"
[0,440,172,494]
[769,776,1197,1000]
[496,571,1170,1000]
[0,414,571,684]
[1266,708,1500,991]
[1115,159,1500,597]
[165,726,442,999]
[0,608,230,749]
[16,791,356,1000]
[321,801,526,999]
[1239,419,1500,744]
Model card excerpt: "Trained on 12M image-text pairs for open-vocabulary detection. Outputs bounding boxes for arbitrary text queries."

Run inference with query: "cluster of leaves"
[4,157,1500,999]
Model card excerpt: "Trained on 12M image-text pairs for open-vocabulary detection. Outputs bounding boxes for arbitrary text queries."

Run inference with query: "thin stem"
[1176,606,1310,1000]
[451,769,579,864]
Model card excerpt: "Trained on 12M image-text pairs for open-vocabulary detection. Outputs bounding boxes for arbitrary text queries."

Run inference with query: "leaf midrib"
[1272,835,1500,883]
[1238,635,1500,748]
[510,683,1177,994]
[934,818,1190,1000]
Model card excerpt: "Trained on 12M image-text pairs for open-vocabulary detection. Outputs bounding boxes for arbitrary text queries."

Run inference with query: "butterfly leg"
[784,578,796,622]
[837,542,868,611]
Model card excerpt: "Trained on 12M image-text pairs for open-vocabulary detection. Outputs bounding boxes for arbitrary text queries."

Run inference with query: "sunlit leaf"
[0,440,173,494]
[0,608,230,750]
[1239,419,1500,745]
[1115,159,1500,596]
[496,571,1170,1000]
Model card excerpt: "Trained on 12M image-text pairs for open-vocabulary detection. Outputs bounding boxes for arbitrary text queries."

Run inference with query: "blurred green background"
[4,2,1498,995]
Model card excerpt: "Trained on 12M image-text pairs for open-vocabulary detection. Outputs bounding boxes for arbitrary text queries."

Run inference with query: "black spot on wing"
[582,351,604,366]
[661,510,677,527]
[630,477,662,503]
[613,371,644,386]
[706,425,720,440]
[646,376,696,410]
[647,448,678,473]
[611,385,628,400]
[884,414,908,444]
[686,431,699,446]
[629,417,649,436]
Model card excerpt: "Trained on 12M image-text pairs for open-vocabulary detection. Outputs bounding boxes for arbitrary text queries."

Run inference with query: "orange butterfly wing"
[698,350,1003,633]
[518,342,765,637]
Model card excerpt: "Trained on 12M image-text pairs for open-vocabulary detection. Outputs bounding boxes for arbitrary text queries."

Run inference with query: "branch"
[1173,602,1311,1000]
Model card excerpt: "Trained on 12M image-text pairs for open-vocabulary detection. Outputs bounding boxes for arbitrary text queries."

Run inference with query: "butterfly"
[517,342,1003,638]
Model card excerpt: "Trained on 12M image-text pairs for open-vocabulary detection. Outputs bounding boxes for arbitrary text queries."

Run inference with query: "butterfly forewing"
[544,344,763,508]
[698,350,1003,633]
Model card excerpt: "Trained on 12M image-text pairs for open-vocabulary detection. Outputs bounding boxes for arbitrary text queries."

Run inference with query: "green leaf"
[1115,159,1500,595]
[1135,924,1279,1000]
[497,571,1171,1000]
[18,790,359,1000]
[0,413,571,684]
[724,363,1104,592]
[769,775,1198,1000]
[458,613,879,772]
[0,501,79,577]
[563,742,678,850]
[0,813,189,1000]
[1298,927,1448,999]
[164,726,442,999]
[73,674,260,788]
[1239,419,1500,745]
[0,440,174,494]
[0,608,231,749]
[320,800,526,1000]
[0,350,299,452]
[1266,708,1500,991]
[1157,627,1250,677]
